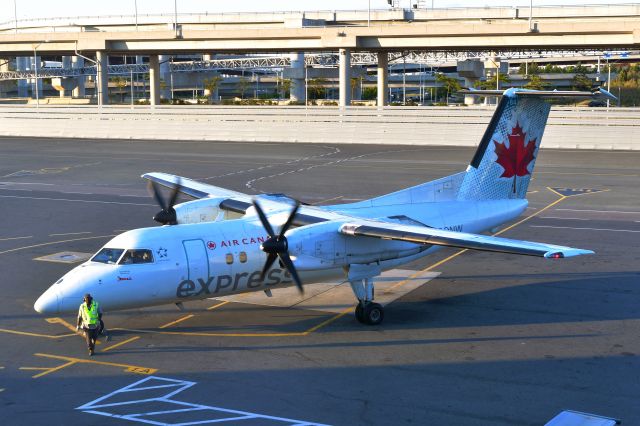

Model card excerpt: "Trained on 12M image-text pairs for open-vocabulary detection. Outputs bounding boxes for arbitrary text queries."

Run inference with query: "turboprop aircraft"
[34,88,615,325]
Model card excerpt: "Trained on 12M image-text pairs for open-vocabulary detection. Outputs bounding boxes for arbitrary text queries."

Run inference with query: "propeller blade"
[278,252,303,293]
[147,181,167,211]
[278,202,300,238]
[167,178,181,209]
[259,252,278,281]
[252,200,275,238]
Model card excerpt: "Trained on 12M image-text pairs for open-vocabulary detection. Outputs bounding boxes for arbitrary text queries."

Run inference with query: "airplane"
[34,88,616,325]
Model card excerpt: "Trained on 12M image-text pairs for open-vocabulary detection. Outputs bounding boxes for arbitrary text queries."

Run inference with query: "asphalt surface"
[0,136,639,425]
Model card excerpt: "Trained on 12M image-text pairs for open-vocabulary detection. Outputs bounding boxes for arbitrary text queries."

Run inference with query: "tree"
[523,75,549,90]
[279,78,291,99]
[350,76,363,100]
[203,76,222,103]
[475,73,511,90]
[236,76,250,99]
[308,78,328,100]
[518,62,541,76]
[435,73,461,104]
[110,76,127,103]
[571,73,593,91]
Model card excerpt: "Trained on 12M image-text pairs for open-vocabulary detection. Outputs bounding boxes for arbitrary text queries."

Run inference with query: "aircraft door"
[182,239,209,281]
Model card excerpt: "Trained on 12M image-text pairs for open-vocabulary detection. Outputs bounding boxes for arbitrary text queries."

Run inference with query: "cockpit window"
[91,248,125,264]
[119,249,154,265]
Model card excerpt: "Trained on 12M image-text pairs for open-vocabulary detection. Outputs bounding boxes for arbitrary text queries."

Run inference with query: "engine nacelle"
[288,221,424,271]
[173,197,227,224]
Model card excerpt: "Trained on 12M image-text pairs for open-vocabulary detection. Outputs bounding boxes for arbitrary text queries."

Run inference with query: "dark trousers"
[84,327,99,350]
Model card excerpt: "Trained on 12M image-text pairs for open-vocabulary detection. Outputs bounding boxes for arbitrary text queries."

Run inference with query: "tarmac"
[0,136,639,425]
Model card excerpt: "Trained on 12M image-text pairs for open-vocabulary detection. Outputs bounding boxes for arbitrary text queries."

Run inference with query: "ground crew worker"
[76,293,102,356]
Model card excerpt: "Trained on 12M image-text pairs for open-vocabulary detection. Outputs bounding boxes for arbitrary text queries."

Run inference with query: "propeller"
[252,200,303,293]
[147,178,181,225]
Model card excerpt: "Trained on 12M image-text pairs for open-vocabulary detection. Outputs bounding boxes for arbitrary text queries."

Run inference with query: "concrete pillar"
[58,56,72,97]
[96,51,109,105]
[339,48,351,107]
[0,59,9,97]
[149,54,160,105]
[289,52,305,103]
[72,56,85,98]
[202,53,216,100]
[159,54,170,100]
[31,55,43,99]
[17,57,29,97]
[377,52,388,107]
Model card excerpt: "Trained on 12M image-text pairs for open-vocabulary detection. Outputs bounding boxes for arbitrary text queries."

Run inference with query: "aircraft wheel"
[355,303,366,323]
[363,303,384,325]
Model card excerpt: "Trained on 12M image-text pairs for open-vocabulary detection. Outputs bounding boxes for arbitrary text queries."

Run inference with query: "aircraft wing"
[142,172,248,199]
[340,219,594,259]
[142,172,336,225]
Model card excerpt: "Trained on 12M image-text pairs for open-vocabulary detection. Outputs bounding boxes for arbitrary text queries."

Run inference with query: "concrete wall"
[0,105,638,150]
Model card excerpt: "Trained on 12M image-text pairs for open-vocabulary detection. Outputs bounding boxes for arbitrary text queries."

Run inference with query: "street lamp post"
[13,0,18,34]
[174,0,179,38]
[33,46,39,109]
[134,0,138,31]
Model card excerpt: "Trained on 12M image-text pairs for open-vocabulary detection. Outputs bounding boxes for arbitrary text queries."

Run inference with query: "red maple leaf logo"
[494,123,537,178]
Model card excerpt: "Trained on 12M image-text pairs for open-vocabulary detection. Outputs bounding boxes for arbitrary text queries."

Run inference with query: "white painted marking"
[0,194,154,206]
[531,225,640,233]
[78,376,330,425]
[0,181,54,186]
[49,232,92,237]
[540,217,591,221]
[555,208,640,215]
[0,235,32,241]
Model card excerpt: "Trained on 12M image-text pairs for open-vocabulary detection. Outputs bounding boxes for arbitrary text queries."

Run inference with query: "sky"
[1,0,634,23]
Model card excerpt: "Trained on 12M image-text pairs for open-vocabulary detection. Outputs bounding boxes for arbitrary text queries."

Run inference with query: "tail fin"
[456,88,616,201]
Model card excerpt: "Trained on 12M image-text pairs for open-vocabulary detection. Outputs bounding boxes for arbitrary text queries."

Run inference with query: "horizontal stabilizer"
[460,87,617,101]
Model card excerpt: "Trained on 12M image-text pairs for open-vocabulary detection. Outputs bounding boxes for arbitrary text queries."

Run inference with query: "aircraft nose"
[34,290,59,314]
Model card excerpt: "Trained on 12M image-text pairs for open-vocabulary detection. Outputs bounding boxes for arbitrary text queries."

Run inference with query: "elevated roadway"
[0,6,639,55]
[1,5,639,106]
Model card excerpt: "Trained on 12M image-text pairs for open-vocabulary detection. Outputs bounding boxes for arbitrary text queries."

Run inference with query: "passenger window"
[119,249,154,265]
[226,253,234,265]
[239,252,247,263]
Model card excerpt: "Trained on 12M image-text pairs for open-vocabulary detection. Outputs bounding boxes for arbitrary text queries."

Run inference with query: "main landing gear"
[355,301,384,325]
[350,276,384,325]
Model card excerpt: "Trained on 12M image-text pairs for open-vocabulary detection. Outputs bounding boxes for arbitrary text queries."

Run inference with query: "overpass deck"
[0,5,639,55]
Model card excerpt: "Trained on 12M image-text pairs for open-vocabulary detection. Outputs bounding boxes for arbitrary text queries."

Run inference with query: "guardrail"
[0,105,637,150]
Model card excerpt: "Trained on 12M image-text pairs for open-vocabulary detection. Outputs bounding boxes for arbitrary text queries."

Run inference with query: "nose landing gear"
[350,276,385,325]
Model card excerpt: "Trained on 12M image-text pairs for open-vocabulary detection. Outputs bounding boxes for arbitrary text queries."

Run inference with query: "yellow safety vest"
[81,301,99,328]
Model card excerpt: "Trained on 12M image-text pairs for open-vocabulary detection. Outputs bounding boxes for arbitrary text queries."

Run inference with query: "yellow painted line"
[302,307,353,334]
[46,317,78,333]
[48,232,92,237]
[158,314,195,329]
[34,353,157,375]
[118,327,306,338]
[0,235,32,242]
[23,361,77,379]
[207,300,230,311]
[101,336,140,353]
[0,328,77,339]
[0,235,115,256]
